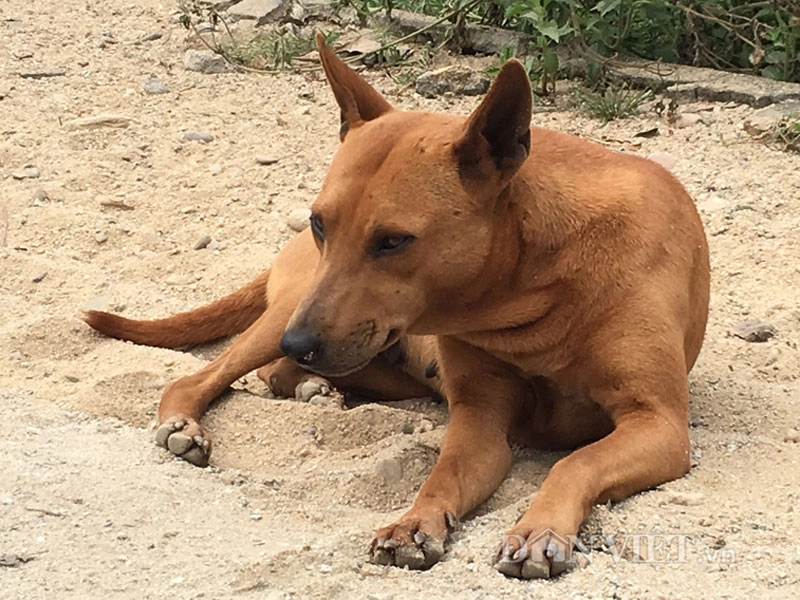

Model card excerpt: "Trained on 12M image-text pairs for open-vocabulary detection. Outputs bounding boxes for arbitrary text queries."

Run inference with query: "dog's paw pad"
[155,416,211,467]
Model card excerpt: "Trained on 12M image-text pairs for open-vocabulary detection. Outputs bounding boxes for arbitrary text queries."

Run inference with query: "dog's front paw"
[370,509,457,570]
[155,415,212,467]
[494,524,580,579]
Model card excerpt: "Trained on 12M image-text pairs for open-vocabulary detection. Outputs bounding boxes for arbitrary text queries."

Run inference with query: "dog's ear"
[454,59,532,182]
[316,33,393,141]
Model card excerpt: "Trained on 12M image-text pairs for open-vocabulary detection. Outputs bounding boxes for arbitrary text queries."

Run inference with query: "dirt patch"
[1,0,799,598]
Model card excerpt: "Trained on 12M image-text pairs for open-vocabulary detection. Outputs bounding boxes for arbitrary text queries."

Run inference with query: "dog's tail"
[81,269,270,348]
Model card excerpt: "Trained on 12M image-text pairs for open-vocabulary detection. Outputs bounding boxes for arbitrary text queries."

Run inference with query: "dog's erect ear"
[454,59,532,181]
[316,33,393,140]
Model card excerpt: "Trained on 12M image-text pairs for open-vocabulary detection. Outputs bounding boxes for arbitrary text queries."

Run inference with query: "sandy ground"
[2,1,800,598]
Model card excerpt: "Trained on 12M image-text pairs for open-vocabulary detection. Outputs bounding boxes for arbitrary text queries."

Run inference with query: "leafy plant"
[769,114,800,152]
[576,82,653,121]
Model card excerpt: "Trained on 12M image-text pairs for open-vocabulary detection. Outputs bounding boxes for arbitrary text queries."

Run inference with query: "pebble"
[400,422,414,434]
[255,155,280,166]
[12,166,39,180]
[64,375,80,383]
[142,75,169,95]
[183,49,232,74]
[784,428,799,443]
[319,563,332,574]
[194,235,212,250]
[648,152,677,171]
[206,240,221,251]
[732,318,775,343]
[287,207,311,232]
[32,189,49,203]
[95,231,108,244]
[32,272,47,283]
[293,106,311,116]
[181,131,214,143]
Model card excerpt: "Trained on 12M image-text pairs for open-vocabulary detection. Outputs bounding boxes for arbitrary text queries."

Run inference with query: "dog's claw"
[155,415,211,467]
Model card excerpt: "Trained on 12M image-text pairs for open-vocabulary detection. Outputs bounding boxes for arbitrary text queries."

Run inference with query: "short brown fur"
[83,35,709,579]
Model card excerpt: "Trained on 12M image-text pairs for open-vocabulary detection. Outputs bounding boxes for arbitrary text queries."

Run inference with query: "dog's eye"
[310,214,324,242]
[374,234,415,256]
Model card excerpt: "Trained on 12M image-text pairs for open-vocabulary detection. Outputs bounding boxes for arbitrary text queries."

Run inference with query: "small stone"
[287,207,311,232]
[250,511,262,521]
[64,375,80,383]
[32,189,49,202]
[169,576,185,585]
[228,0,290,22]
[183,49,232,74]
[181,131,214,143]
[164,358,175,367]
[206,240,221,251]
[415,66,491,98]
[319,563,332,574]
[194,235,212,250]
[12,166,39,180]
[784,429,799,443]
[142,75,169,94]
[95,231,108,244]
[400,422,414,434]
[209,163,222,176]
[255,155,279,166]
[732,319,775,343]
[376,458,403,485]
[32,272,47,283]
[293,106,311,116]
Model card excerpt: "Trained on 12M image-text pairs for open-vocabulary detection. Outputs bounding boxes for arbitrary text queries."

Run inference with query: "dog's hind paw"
[294,376,344,409]
[155,415,212,467]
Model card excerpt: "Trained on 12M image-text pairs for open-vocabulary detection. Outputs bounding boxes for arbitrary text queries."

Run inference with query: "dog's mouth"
[304,328,403,379]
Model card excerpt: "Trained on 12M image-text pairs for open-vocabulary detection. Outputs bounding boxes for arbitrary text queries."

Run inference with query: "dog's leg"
[370,337,523,569]
[495,339,691,579]
[155,303,294,466]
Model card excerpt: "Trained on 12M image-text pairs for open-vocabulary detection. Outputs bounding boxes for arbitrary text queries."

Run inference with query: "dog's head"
[280,35,533,376]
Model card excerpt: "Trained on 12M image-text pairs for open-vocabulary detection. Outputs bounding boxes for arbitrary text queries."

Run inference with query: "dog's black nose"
[280,329,323,366]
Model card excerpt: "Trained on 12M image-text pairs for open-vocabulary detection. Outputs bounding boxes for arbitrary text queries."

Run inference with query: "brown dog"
[84,35,709,579]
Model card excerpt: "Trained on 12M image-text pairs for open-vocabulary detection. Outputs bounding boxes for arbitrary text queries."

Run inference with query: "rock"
[227,0,291,23]
[65,114,132,129]
[745,100,800,133]
[400,422,414,434]
[32,189,49,203]
[181,131,214,143]
[417,419,434,433]
[732,319,775,342]
[12,166,39,180]
[194,235,212,250]
[206,240,221,251]
[696,193,726,213]
[64,375,80,383]
[287,207,311,232]
[255,155,279,166]
[95,231,108,244]
[142,75,169,94]
[784,429,799,443]
[415,66,491,98]
[183,50,232,74]
[376,458,403,485]
[32,272,47,283]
